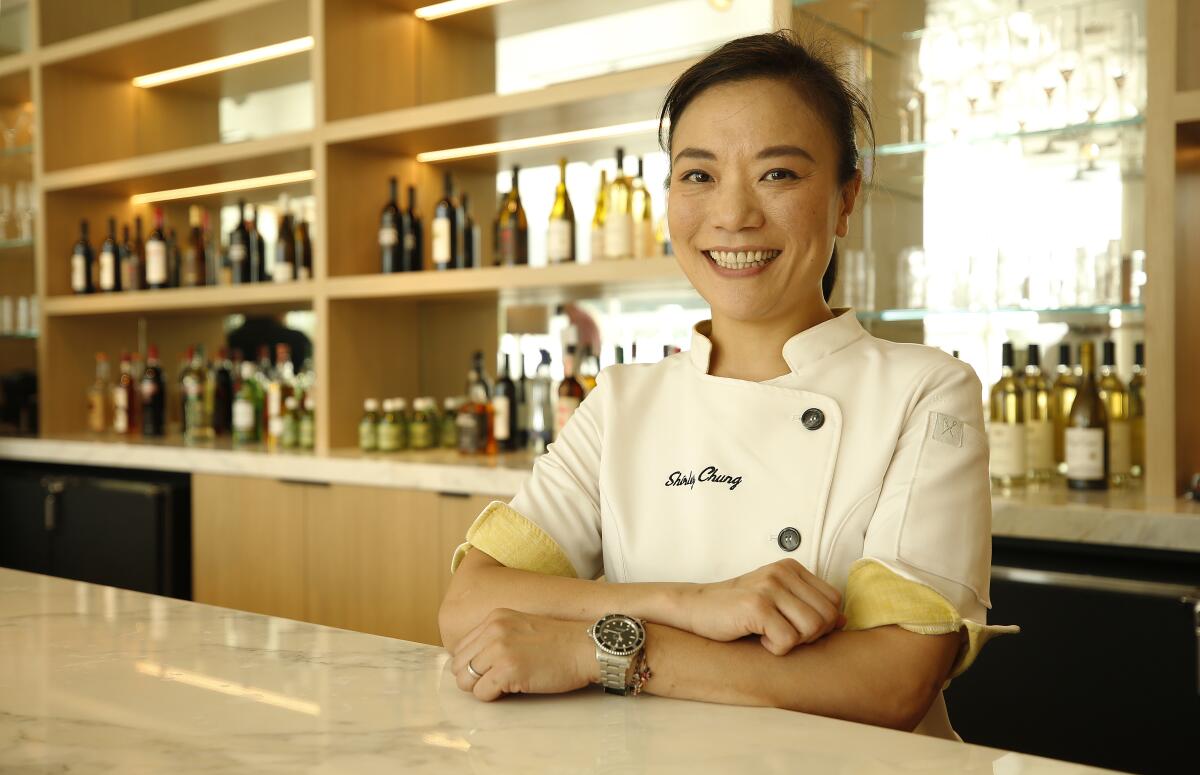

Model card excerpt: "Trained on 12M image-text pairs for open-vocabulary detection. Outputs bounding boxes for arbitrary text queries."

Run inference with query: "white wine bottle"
[603,147,634,260]
[590,169,607,262]
[632,156,655,259]
[547,157,575,264]
[1022,344,1055,482]
[1129,341,1145,479]
[1098,340,1132,487]
[1050,342,1079,476]
[988,342,1026,487]
[1066,340,1108,490]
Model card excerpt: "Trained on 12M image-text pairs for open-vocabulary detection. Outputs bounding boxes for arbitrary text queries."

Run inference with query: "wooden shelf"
[0,52,32,80]
[43,282,316,317]
[1175,90,1200,124]
[325,258,687,302]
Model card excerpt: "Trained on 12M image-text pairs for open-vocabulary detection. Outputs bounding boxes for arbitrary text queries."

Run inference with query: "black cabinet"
[0,463,191,599]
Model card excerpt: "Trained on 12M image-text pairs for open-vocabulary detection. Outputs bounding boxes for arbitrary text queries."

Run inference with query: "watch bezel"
[589,613,646,657]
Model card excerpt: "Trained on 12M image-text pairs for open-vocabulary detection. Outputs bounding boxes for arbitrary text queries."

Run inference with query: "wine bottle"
[493,353,518,452]
[140,344,166,437]
[182,205,206,288]
[1066,340,1108,490]
[119,223,138,292]
[133,216,147,290]
[632,156,655,259]
[406,185,423,272]
[988,342,1026,487]
[87,352,111,433]
[463,192,483,269]
[274,208,296,283]
[380,176,403,273]
[211,347,234,437]
[71,219,94,295]
[556,344,585,436]
[1050,342,1079,476]
[433,172,465,270]
[98,217,120,293]
[113,352,135,435]
[248,206,267,282]
[590,170,608,262]
[1129,341,1145,479]
[547,157,575,264]
[604,148,634,260]
[167,228,181,289]
[296,201,313,281]
[1022,344,1055,482]
[229,200,251,284]
[145,208,169,290]
[497,166,528,266]
[1098,340,1132,487]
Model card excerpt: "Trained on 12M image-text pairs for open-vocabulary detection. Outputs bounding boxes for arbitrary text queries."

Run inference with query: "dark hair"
[658,30,874,303]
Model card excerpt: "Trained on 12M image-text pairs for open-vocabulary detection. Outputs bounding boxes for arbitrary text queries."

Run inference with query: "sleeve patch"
[929,412,963,448]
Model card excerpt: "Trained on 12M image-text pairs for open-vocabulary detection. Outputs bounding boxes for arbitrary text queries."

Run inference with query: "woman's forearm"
[636,623,961,731]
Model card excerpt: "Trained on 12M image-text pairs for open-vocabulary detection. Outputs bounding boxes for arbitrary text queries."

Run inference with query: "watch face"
[595,615,645,656]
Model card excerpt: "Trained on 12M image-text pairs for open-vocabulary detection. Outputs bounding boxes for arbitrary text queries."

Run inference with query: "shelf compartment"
[43,282,316,318]
[1175,91,1200,124]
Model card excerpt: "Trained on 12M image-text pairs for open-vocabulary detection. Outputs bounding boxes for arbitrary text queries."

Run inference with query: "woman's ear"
[835,171,863,239]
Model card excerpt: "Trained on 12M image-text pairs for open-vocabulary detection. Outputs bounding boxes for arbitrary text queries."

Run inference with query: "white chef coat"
[452,308,1016,739]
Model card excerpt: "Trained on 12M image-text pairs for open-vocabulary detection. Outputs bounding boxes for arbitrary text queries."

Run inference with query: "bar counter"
[0,568,1116,773]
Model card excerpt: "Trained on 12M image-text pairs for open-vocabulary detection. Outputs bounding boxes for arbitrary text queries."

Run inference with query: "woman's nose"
[710,180,765,232]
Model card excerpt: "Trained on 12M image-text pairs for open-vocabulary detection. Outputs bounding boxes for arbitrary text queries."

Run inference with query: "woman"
[439,31,1016,739]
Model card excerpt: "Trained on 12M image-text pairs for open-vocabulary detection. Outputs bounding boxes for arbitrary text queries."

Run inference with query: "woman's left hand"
[448,609,597,701]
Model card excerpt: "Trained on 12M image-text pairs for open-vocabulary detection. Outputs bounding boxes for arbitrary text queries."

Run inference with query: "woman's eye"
[763,169,797,181]
[681,170,712,183]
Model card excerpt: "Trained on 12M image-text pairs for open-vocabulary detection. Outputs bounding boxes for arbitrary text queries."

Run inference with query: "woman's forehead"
[672,78,833,157]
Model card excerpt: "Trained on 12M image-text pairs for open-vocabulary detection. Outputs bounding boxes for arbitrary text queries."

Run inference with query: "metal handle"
[42,478,65,532]
[992,565,1200,600]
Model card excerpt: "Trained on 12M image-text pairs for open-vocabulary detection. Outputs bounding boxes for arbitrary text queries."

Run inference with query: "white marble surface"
[0,568,1115,774]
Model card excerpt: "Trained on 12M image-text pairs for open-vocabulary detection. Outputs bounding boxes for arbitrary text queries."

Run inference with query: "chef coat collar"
[688,308,865,375]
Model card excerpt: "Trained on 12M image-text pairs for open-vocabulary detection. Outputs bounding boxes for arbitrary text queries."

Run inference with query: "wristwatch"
[587,613,646,695]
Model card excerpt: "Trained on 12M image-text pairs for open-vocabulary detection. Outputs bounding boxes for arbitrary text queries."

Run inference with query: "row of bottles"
[70,198,314,295]
[988,340,1145,490]
[86,343,316,449]
[378,148,667,273]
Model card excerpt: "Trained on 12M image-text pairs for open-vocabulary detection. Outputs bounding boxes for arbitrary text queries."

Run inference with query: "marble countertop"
[0,568,1115,774]
[3,435,1199,554]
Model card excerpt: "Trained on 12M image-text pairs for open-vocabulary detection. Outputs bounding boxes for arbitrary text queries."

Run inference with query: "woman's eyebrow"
[757,144,815,163]
[672,147,717,165]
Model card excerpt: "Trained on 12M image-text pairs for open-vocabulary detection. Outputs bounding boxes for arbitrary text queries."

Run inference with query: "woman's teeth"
[706,250,781,269]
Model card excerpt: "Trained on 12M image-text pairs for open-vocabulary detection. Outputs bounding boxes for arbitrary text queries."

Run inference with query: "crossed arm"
[439,548,963,732]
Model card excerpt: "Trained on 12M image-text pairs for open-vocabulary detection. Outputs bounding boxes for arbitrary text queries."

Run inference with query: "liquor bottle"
[458,378,492,455]
[266,343,295,448]
[590,170,608,262]
[1022,344,1055,482]
[462,193,482,269]
[1130,342,1145,479]
[493,353,518,452]
[182,206,206,288]
[406,185,423,272]
[359,399,380,451]
[233,361,263,445]
[144,208,169,290]
[119,223,138,292]
[177,346,194,433]
[274,207,295,283]
[87,353,111,433]
[166,228,181,289]
[133,216,147,290]
[113,353,135,435]
[440,397,461,449]
[380,176,405,273]
[210,347,234,436]
[1066,341,1108,490]
[632,156,656,259]
[604,148,634,260]
[378,399,400,452]
[184,346,213,442]
[71,220,94,295]
[129,351,144,432]
[557,344,585,437]
[203,209,221,286]
[410,397,436,450]
[1051,342,1079,476]
[281,396,300,449]
[1098,340,1132,487]
[296,202,313,281]
[547,157,576,264]
[496,166,528,266]
[527,349,554,453]
[432,172,465,270]
[98,218,120,293]
[140,345,166,437]
[513,351,528,448]
[229,199,252,284]
[248,206,267,282]
[988,342,1025,487]
[579,344,599,394]
[470,350,492,399]
[394,397,410,450]
[298,396,316,450]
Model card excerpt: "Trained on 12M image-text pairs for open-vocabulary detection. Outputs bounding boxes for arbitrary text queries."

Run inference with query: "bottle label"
[403,232,416,252]
[229,243,247,263]
[1066,427,1105,480]
[378,422,399,451]
[71,254,86,292]
[99,250,116,290]
[146,241,167,285]
[112,388,128,433]
[410,422,433,449]
[555,396,581,435]
[547,220,573,263]
[633,218,655,260]
[379,226,398,247]
[359,421,377,450]
[120,259,134,290]
[987,422,1026,478]
[298,266,311,280]
[457,413,480,453]
[1108,419,1132,476]
[273,260,293,283]
[299,418,315,449]
[493,396,511,441]
[140,380,158,401]
[604,214,633,259]
[498,227,515,264]
[233,399,255,432]
[590,226,605,262]
[432,217,451,265]
[87,392,105,432]
[1025,419,1055,473]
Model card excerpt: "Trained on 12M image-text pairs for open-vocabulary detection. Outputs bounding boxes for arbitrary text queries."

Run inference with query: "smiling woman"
[439,30,1017,741]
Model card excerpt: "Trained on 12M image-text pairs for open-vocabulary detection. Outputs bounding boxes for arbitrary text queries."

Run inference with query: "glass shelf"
[0,238,32,250]
[0,332,37,339]
[0,144,33,158]
[857,304,1144,323]
[872,116,1144,159]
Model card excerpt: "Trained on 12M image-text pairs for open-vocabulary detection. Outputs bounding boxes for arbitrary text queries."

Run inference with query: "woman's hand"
[683,559,845,655]
[448,608,596,701]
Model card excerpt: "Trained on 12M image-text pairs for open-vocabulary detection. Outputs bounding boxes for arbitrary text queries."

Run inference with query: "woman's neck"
[707,303,835,382]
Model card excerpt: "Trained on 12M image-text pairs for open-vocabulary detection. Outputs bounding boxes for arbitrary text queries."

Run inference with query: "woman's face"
[667,77,860,323]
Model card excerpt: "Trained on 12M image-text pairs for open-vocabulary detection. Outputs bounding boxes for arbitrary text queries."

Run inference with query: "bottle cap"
[285,396,298,410]
[365,398,379,412]
[395,398,407,410]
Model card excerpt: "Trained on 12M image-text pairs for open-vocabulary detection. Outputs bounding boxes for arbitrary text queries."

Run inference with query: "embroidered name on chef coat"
[664,466,743,491]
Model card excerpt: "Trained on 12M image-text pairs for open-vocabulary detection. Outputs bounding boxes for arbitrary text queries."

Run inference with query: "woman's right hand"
[681,559,846,656]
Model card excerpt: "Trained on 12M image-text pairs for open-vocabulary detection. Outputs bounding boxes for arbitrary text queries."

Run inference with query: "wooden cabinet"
[193,473,499,645]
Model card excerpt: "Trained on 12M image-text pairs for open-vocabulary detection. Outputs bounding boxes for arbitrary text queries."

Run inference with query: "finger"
[449,617,493,672]
[775,569,842,627]
[770,593,833,646]
[790,563,843,609]
[472,648,509,702]
[756,607,803,656]
[455,646,493,693]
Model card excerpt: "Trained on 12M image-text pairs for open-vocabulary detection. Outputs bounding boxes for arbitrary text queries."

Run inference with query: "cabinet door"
[436,492,498,602]
[54,478,167,595]
[192,474,308,621]
[0,468,51,574]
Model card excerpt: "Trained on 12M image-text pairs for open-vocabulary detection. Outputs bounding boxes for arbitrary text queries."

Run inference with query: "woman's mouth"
[702,249,781,272]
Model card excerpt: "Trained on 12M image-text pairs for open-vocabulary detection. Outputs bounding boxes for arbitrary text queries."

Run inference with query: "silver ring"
[467,660,484,680]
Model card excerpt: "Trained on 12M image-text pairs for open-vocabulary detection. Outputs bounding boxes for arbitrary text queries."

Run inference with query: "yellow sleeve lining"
[842,558,1019,681]
[450,501,578,578]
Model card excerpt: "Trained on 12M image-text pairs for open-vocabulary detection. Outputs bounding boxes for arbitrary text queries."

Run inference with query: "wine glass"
[1053,10,1081,122]
[15,181,33,241]
[0,184,11,241]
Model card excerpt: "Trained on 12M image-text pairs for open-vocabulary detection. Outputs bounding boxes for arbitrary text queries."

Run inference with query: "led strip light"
[132,36,314,89]
[130,170,315,205]
[415,119,662,163]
